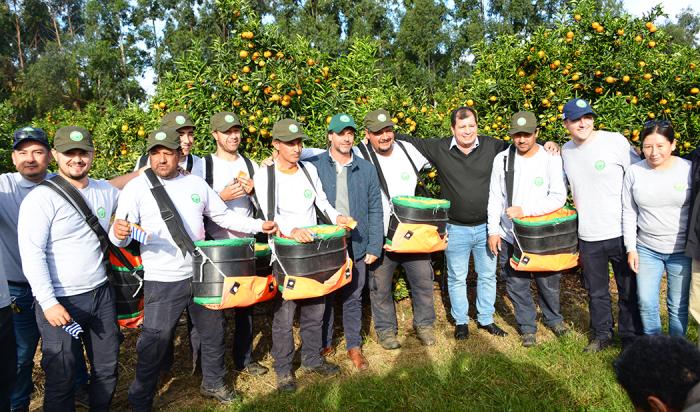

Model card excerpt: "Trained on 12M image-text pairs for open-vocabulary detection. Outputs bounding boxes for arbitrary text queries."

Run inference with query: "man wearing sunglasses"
[560,98,643,352]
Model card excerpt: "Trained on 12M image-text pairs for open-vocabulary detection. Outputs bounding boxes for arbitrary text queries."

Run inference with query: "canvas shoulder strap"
[504,145,516,207]
[298,162,333,225]
[137,155,148,169]
[40,176,136,271]
[204,154,214,187]
[358,142,390,200]
[143,169,198,257]
[395,140,430,197]
[266,164,275,221]
[185,154,193,172]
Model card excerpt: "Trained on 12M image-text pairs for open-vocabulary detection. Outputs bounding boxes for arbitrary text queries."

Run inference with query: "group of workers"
[0,95,698,411]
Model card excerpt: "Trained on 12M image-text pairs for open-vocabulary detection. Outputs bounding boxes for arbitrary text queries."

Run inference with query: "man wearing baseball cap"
[487,111,569,347]
[111,126,277,408]
[202,111,268,376]
[303,113,383,370]
[17,126,125,410]
[254,118,353,392]
[135,111,204,177]
[561,98,643,352]
[355,109,438,349]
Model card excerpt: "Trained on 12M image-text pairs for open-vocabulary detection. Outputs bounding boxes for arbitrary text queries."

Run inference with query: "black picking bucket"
[192,238,255,305]
[387,196,450,240]
[273,225,347,283]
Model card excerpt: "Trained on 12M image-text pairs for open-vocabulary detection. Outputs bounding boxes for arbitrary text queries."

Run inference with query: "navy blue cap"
[562,98,596,121]
[13,127,50,150]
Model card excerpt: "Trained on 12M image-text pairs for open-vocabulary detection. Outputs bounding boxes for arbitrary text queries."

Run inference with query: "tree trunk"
[51,12,62,49]
[12,0,24,70]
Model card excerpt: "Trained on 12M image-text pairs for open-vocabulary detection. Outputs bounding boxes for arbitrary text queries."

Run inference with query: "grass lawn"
[30,273,692,411]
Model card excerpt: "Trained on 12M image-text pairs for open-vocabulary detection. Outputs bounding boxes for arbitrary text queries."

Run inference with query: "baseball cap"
[146,127,181,152]
[508,111,538,135]
[364,109,394,132]
[328,113,357,133]
[12,126,50,150]
[54,126,94,152]
[562,98,596,121]
[210,112,242,132]
[161,112,195,131]
[271,119,307,142]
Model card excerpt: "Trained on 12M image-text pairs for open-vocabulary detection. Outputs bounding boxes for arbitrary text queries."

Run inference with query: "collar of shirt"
[450,136,479,151]
[327,150,354,174]
[17,171,51,189]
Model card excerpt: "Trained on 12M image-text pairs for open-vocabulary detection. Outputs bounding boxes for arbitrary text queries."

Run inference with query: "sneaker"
[416,326,436,346]
[200,385,239,404]
[302,360,341,376]
[277,374,297,393]
[75,384,90,408]
[237,361,269,376]
[477,322,508,337]
[521,333,537,348]
[454,324,469,340]
[550,323,569,338]
[377,330,401,350]
[583,338,613,353]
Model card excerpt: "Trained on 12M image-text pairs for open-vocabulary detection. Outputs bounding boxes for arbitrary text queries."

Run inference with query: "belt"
[7,280,30,287]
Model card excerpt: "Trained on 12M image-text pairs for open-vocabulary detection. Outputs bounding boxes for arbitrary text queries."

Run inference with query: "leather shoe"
[477,322,508,337]
[521,333,537,347]
[549,323,569,338]
[347,348,369,371]
[277,374,297,393]
[416,325,436,346]
[200,385,240,404]
[320,346,335,357]
[377,330,401,350]
[454,324,469,340]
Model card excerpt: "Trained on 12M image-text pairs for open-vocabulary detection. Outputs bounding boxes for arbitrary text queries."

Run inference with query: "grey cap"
[54,126,94,152]
[146,127,181,152]
[161,112,195,131]
[363,109,394,132]
[508,111,538,135]
[271,119,307,142]
[210,112,242,132]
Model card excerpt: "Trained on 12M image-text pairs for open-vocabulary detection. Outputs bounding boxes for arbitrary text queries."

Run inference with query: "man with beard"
[203,111,268,376]
[110,127,277,409]
[305,113,383,370]
[17,126,125,411]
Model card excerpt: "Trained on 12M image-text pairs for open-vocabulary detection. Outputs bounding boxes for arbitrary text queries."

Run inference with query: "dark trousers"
[271,294,325,377]
[369,251,435,333]
[35,283,119,412]
[579,237,644,340]
[505,242,563,334]
[0,305,17,412]
[232,305,254,369]
[128,279,226,411]
[322,257,367,350]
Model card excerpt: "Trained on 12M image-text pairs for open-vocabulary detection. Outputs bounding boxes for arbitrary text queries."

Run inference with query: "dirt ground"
[26,270,596,411]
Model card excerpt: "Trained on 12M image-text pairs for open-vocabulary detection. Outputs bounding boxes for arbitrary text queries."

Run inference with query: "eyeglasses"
[13,129,47,141]
[643,119,672,129]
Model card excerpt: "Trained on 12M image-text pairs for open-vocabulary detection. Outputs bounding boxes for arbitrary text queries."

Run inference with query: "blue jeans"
[10,283,89,410]
[445,223,497,325]
[636,245,691,336]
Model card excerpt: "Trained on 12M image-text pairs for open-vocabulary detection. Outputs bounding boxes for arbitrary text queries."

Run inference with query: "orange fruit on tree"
[239,50,249,59]
[605,76,615,84]
[648,41,656,48]
[634,35,643,43]
[643,73,652,80]
[691,87,700,95]
[121,124,129,132]
[158,102,166,109]
[617,29,624,36]
[306,58,315,66]
[622,75,630,83]
[263,50,272,58]
[595,86,604,94]
[241,84,250,92]
[242,66,251,73]
[574,14,581,21]
[659,98,668,105]
[566,31,574,39]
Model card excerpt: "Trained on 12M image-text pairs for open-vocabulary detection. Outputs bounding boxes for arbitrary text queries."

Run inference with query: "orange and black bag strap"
[40,176,142,280]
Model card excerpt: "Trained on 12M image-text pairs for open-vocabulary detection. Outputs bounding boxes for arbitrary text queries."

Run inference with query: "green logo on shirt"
[594,160,606,171]
[674,183,687,192]
[534,177,544,186]
[303,189,312,199]
[96,207,106,218]
[401,172,410,181]
[191,194,201,204]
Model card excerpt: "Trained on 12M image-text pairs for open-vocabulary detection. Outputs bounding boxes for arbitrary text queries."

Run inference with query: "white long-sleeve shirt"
[487,145,567,244]
[622,158,691,254]
[109,173,264,282]
[253,161,340,236]
[18,179,119,310]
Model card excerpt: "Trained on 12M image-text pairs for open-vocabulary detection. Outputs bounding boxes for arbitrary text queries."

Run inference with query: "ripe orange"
[605,76,615,84]
[239,50,248,59]
[622,75,630,83]
[691,87,700,95]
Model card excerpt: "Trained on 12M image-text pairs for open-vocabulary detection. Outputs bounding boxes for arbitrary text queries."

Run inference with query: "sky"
[138,0,699,97]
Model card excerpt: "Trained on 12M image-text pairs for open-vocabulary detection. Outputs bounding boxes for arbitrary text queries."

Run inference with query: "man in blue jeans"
[396,107,509,340]
[307,113,383,370]
[0,127,90,411]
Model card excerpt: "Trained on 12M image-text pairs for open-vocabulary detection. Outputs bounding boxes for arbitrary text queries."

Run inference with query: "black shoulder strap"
[395,140,430,197]
[143,169,198,258]
[266,164,275,221]
[358,142,390,200]
[242,155,255,178]
[241,155,264,219]
[185,154,193,172]
[137,155,148,169]
[505,145,516,207]
[40,176,136,271]
[298,162,333,225]
[204,154,213,187]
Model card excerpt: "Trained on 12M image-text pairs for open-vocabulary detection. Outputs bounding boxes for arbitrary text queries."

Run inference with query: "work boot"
[377,330,401,350]
[277,374,297,393]
[200,385,239,404]
[521,333,537,348]
[302,360,341,376]
[550,323,569,338]
[454,324,469,340]
[416,325,436,346]
[236,361,269,376]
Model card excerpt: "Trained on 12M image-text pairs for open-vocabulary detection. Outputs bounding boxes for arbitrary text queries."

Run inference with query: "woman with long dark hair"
[622,120,692,336]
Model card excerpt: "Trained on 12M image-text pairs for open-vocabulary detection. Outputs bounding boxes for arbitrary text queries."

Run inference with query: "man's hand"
[505,206,524,219]
[289,228,315,243]
[364,254,378,265]
[488,235,502,256]
[261,221,278,234]
[113,219,131,240]
[543,141,560,155]
[260,151,278,167]
[336,215,354,226]
[238,175,254,194]
[219,180,246,202]
[627,251,639,273]
[44,303,72,327]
